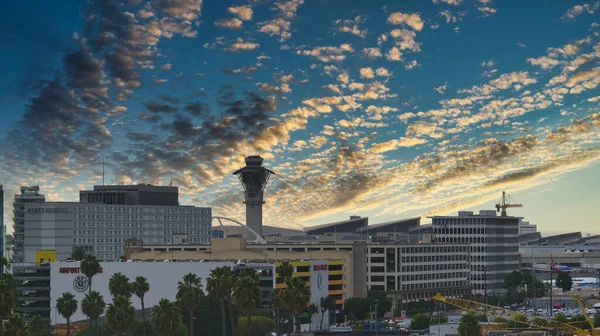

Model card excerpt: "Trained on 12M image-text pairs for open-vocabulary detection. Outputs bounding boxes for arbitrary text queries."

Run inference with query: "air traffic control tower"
[233,156,274,237]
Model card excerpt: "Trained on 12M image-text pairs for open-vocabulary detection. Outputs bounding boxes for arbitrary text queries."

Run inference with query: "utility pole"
[549,270,553,317]
[375,299,379,336]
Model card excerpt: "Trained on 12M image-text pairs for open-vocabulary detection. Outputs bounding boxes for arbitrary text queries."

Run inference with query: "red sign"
[59,267,103,274]
[313,264,328,271]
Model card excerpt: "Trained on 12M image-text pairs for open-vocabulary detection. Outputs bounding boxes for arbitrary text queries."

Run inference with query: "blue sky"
[1,0,599,235]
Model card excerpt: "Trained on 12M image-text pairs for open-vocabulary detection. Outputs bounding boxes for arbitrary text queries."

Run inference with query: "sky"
[1,0,599,236]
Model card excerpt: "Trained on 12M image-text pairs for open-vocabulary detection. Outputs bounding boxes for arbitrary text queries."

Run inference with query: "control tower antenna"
[233,156,275,237]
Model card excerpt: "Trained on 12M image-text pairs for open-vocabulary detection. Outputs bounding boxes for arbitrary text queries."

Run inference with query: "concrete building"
[12,263,51,321]
[22,184,211,262]
[367,243,471,310]
[13,186,46,262]
[431,210,520,295]
[519,221,538,235]
[80,184,179,206]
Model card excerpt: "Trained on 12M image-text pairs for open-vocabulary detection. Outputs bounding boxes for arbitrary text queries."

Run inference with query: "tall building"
[22,184,211,262]
[13,186,45,262]
[233,156,274,237]
[431,210,520,295]
[519,220,538,235]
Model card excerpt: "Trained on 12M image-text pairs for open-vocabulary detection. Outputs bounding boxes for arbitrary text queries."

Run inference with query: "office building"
[431,210,520,295]
[519,221,538,235]
[367,243,471,310]
[13,186,46,262]
[22,184,211,262]
[12,262,51,322]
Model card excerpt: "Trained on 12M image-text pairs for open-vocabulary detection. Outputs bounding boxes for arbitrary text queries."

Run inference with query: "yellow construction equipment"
[495,191,522,216]
[572,294,597,330]
[431,293,594,335]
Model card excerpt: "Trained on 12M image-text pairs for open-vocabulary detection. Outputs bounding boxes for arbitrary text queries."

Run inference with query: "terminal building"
[20,184,211,263]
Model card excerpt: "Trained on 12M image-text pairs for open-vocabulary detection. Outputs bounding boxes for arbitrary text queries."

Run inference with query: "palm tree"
[319,295,335,330]
[109,273,131,298]
[105,295,137,336]
[0,271,18,334]
[458,312,481,336]
[277,261,294,281]
[232,274,261,336]
[281,276,310,336]
[270,289,285,335]
[5,312,25,335]
[80,254,100,293]
[150,298,182,336]
[131,276,150,336]
[57,292,78,336]
[206,266,234,336]
[81,290,106,336]
[176,273,204,336]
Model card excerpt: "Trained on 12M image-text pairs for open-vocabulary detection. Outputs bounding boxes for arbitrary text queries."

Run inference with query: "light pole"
[374,299,379,336]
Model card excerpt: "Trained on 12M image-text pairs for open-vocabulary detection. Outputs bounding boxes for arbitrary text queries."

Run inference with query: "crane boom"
[572,294,596,330]
[431,293,589,335]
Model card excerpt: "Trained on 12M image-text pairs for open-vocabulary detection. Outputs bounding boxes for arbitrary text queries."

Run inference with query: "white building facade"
[24,202,211,262]
[519,221,538,235]
[431,210,520,295]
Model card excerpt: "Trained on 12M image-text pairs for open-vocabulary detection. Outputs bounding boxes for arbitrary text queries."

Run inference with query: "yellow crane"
[431,293,592,335]
[495,191,522,216]
[571,294,600,334]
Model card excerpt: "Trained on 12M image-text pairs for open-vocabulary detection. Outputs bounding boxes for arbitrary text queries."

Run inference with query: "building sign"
[35,250,56,266]
[73,275,89,292]
[313,264,328,271]
[59,267,103,274]
[27,208,69,213]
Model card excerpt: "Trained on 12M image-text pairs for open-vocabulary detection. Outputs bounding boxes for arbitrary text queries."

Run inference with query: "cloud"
[258,0,304,42]
[361,47,382,58]
[387,12,424,31]
[405,60,420,69]
[432,0,462,5]
[527,56,560,70]
[333,15,368,39]
[435,82,448,94]
[386,47,403,61]
[389,29,421,52]
[215,18,243,29]
[218,66,257,75]
[360,67,375,79]
[481,59,495,68]
[225,38,260,52]
[296,44,354,62]
[562,2,600,20]
[228,5,253,21]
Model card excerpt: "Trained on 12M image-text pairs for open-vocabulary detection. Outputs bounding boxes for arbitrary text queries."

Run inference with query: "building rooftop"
[303,216,368,234]
[355,217,420,233]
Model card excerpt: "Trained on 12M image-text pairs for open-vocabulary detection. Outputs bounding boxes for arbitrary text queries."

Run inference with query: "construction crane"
[431,293,591,335]
[572,294,598,333]
[495,191,522,216]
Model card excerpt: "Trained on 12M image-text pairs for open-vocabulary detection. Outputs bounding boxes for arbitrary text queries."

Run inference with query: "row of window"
[370,246,469,254]
[75,230,209,236]
[76,214,210,221]
[75,206,210,213]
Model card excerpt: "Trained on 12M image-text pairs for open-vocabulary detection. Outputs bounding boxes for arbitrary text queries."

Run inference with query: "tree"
[81,290,106,336]
[80,255,100,293]
[594,314,600,330]
[319,295,335,330]
[237,316,275,336]
[344,298,370,321]
[458,312,481,336]
[504,271,524,298]
[430,315,449,324]
[493,317,508,327]
[269,289,287,335]
[0,272,18,334]
[176,273,204,336]
[555,273,573,292]
[5,313,25,336]
[105,295,137,336]
[281,276,310,336]
[232,274,261,336]
[206,266,234,336]
[109,273,132,298]
[570,314,590,329]
[150,298,182,336]
[57,292,78,336]
[277,261,294,281]
[27,315,50,336]
[367,291,393,318]
[131,276,150,336]
[71,247,86,261]
[552,314,569,323]
[410,313,430,330]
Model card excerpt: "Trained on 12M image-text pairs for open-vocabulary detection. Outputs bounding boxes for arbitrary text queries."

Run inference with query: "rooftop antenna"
[102,154,105,186]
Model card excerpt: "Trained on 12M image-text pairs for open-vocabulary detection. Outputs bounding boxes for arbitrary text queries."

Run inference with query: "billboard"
[35,250,57,265]
[310,260,329,330]
[50,261,235,324]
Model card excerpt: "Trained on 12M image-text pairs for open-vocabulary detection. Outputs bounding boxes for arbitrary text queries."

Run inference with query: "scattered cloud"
[228,5,253,21]
[562,2,600,20]
[225,38,260,52]
[333,15,368,39]
[435,82,448,94]
[387,12,424,31]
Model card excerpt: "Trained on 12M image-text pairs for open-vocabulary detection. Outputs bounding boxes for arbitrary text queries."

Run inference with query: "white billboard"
[50,261,234,324]
[310,260,329,331]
